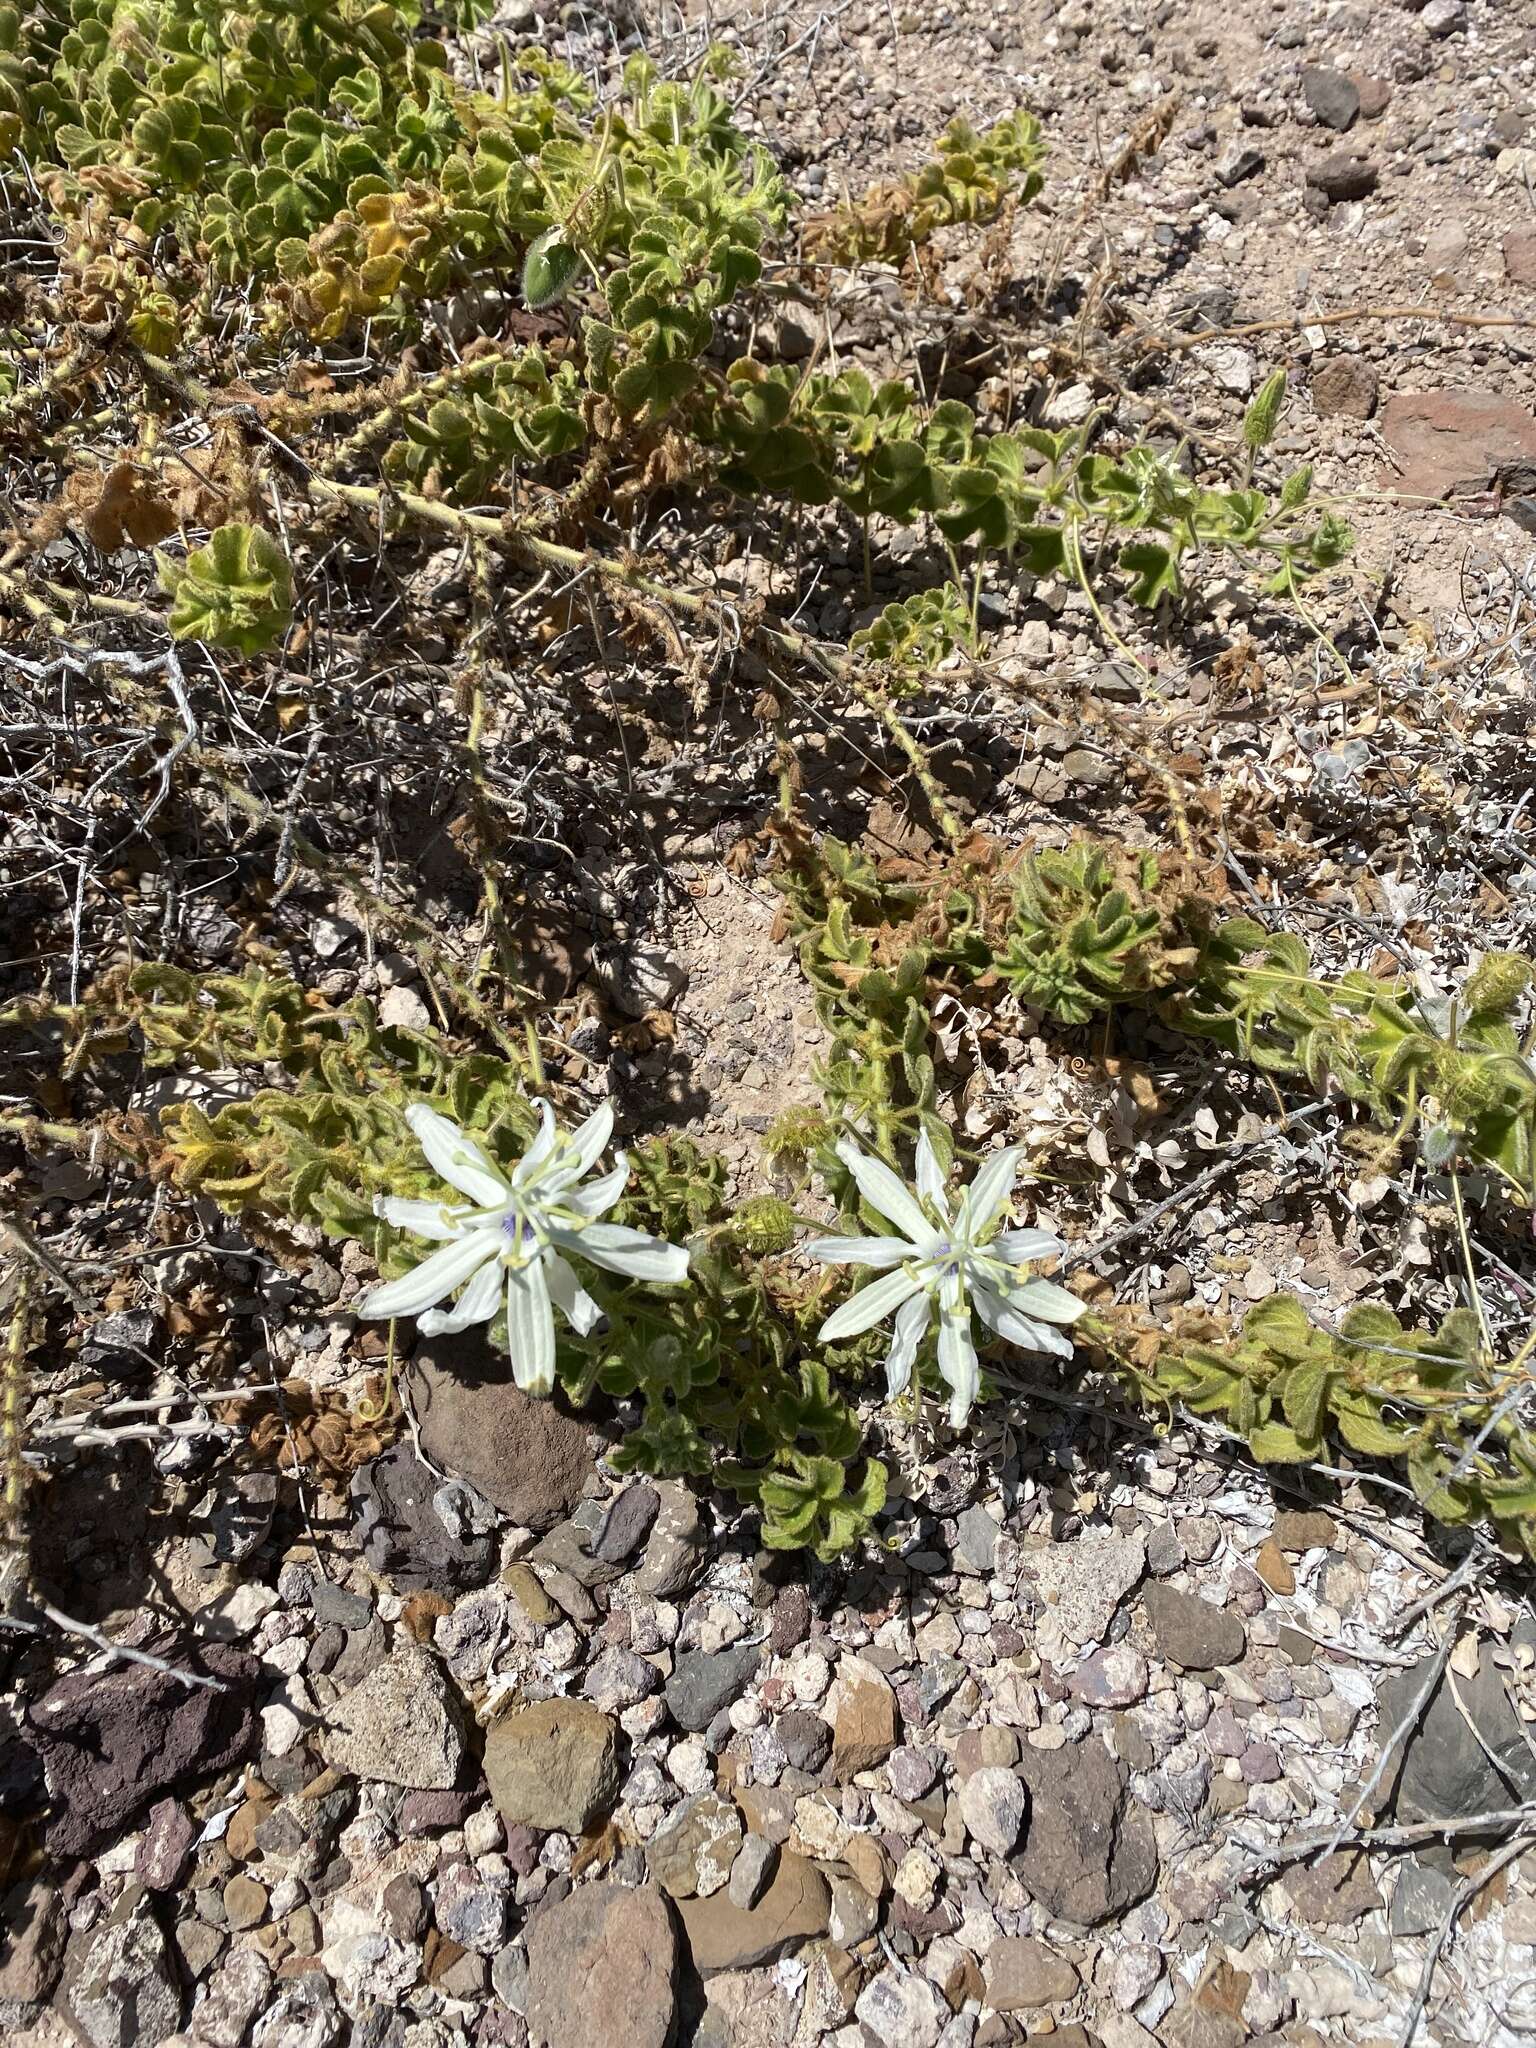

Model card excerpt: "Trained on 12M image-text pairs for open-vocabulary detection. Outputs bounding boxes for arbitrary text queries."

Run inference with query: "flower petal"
[1000,1277,1086,1325]
[972,1282,1075,1358]
[835,1139,938,1248]
[417,1256,504,1336]
[545,1099,615,1191]
[405,1104,509,1208]
[544,1251,603,1337]
[375,1195,466,1241]
[356,1230,497,1320]
[991,1227,1066,1264]
[961,1145,1024,1238]
[550,1222,689,1284]
[884,1287,932,1398]
[564,1156,628,1219]
[803,1235,915,1269]
[506,1258,556,1395]
[937,1301,980,1428]
[914,1127,949,1217]
[512,1099,558,1187]
[819,1267,923,1342]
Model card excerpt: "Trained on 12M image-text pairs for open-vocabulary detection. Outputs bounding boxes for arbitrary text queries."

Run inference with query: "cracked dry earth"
[8,2,1536,2048]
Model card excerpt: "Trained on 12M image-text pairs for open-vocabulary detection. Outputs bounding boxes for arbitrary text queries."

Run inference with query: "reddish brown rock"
[526,1882,677,2048]
[679,1852,831,1971]
[1504,229,1536,290]
[1306,153,1378,202]
[985,1934,1080,2010]
[1253,1538,1296,1596]
[1381,389,1536,501]
[25,1645,258,1857]
[1282,1849,1383,1925]
[828,1657,899,1783]
[407,1331,593,1529]
[1012,1742,1158,1927]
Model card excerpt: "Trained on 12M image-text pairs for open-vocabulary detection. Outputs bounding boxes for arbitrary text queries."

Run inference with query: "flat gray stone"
[319,1643,465,1789]
[1390,1858,1456,1937]
[1378,1642,1536,1826]
[666,1644,761,1734]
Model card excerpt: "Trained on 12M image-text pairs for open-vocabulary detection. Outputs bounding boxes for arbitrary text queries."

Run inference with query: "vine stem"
[120,354,966,849]
[1064,523,1152,688]
[305,477,969,847]
[1148,303,1536,355]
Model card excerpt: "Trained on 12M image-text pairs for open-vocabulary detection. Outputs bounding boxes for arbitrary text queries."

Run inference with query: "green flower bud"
[731,1195,798,1256]
[1465,951,1532,1020]
[522,228,582,311]
[1279,462,1313,509]
[763,1106,833,1169]
[1243,368,1287,451]
[1438,1056,1503,1124]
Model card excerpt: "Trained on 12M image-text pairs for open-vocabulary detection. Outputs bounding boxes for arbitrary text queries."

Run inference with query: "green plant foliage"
[996,844,1200,1024]
[741,1437,889,1559]
[804,109,1045,265]
[113,964,538,1252]
[1178,927,1536,1194]
[12,964,888,1558]
[521,225,581,309]
[778,828,1536,1200]
[729,1195,799,1255]
[570,1219,888,1559]
[17,7,1351,628]
[381,349,586,498]
[778,835,950,1170]
[849,582,972,693]
[1123,1292,1536,1560]
[1242,369,1287,453]
[156,523,294,654]
[24,6,784,377]
[0,0,55,157]
[704,380,1350,610]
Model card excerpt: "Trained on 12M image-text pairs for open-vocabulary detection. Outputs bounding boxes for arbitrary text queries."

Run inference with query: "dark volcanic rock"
[352,1444,496,1592]
[1012,1741,1158,1926]
[1142,1584,1247,1672]
[591,1484,661,1564]
[25,1644,258,1857]
[1301,66,1360,131]
[665,1644,763,1734]
[1306,152,1379,202]
[1378,1641,1536,1827]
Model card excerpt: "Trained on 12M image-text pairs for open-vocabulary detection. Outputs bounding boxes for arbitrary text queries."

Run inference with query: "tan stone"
[984,1934,1080,2011]
[503,1562,558,1626]
[1253,1538,1295,1595]
[828,1657,898,1782]
[679,1852,831,1972]
[841,1831,889,1899]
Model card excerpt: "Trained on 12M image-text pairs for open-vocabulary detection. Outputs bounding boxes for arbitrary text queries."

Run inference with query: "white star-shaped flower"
[807,1132,1083,1427]
[357,1100,689,1395]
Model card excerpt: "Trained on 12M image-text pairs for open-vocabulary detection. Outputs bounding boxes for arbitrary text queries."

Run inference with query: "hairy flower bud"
[1464,951,1532,1020]
[522,228,582,311]
[1243,368,1287,452]
[732,1195,798,1255]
